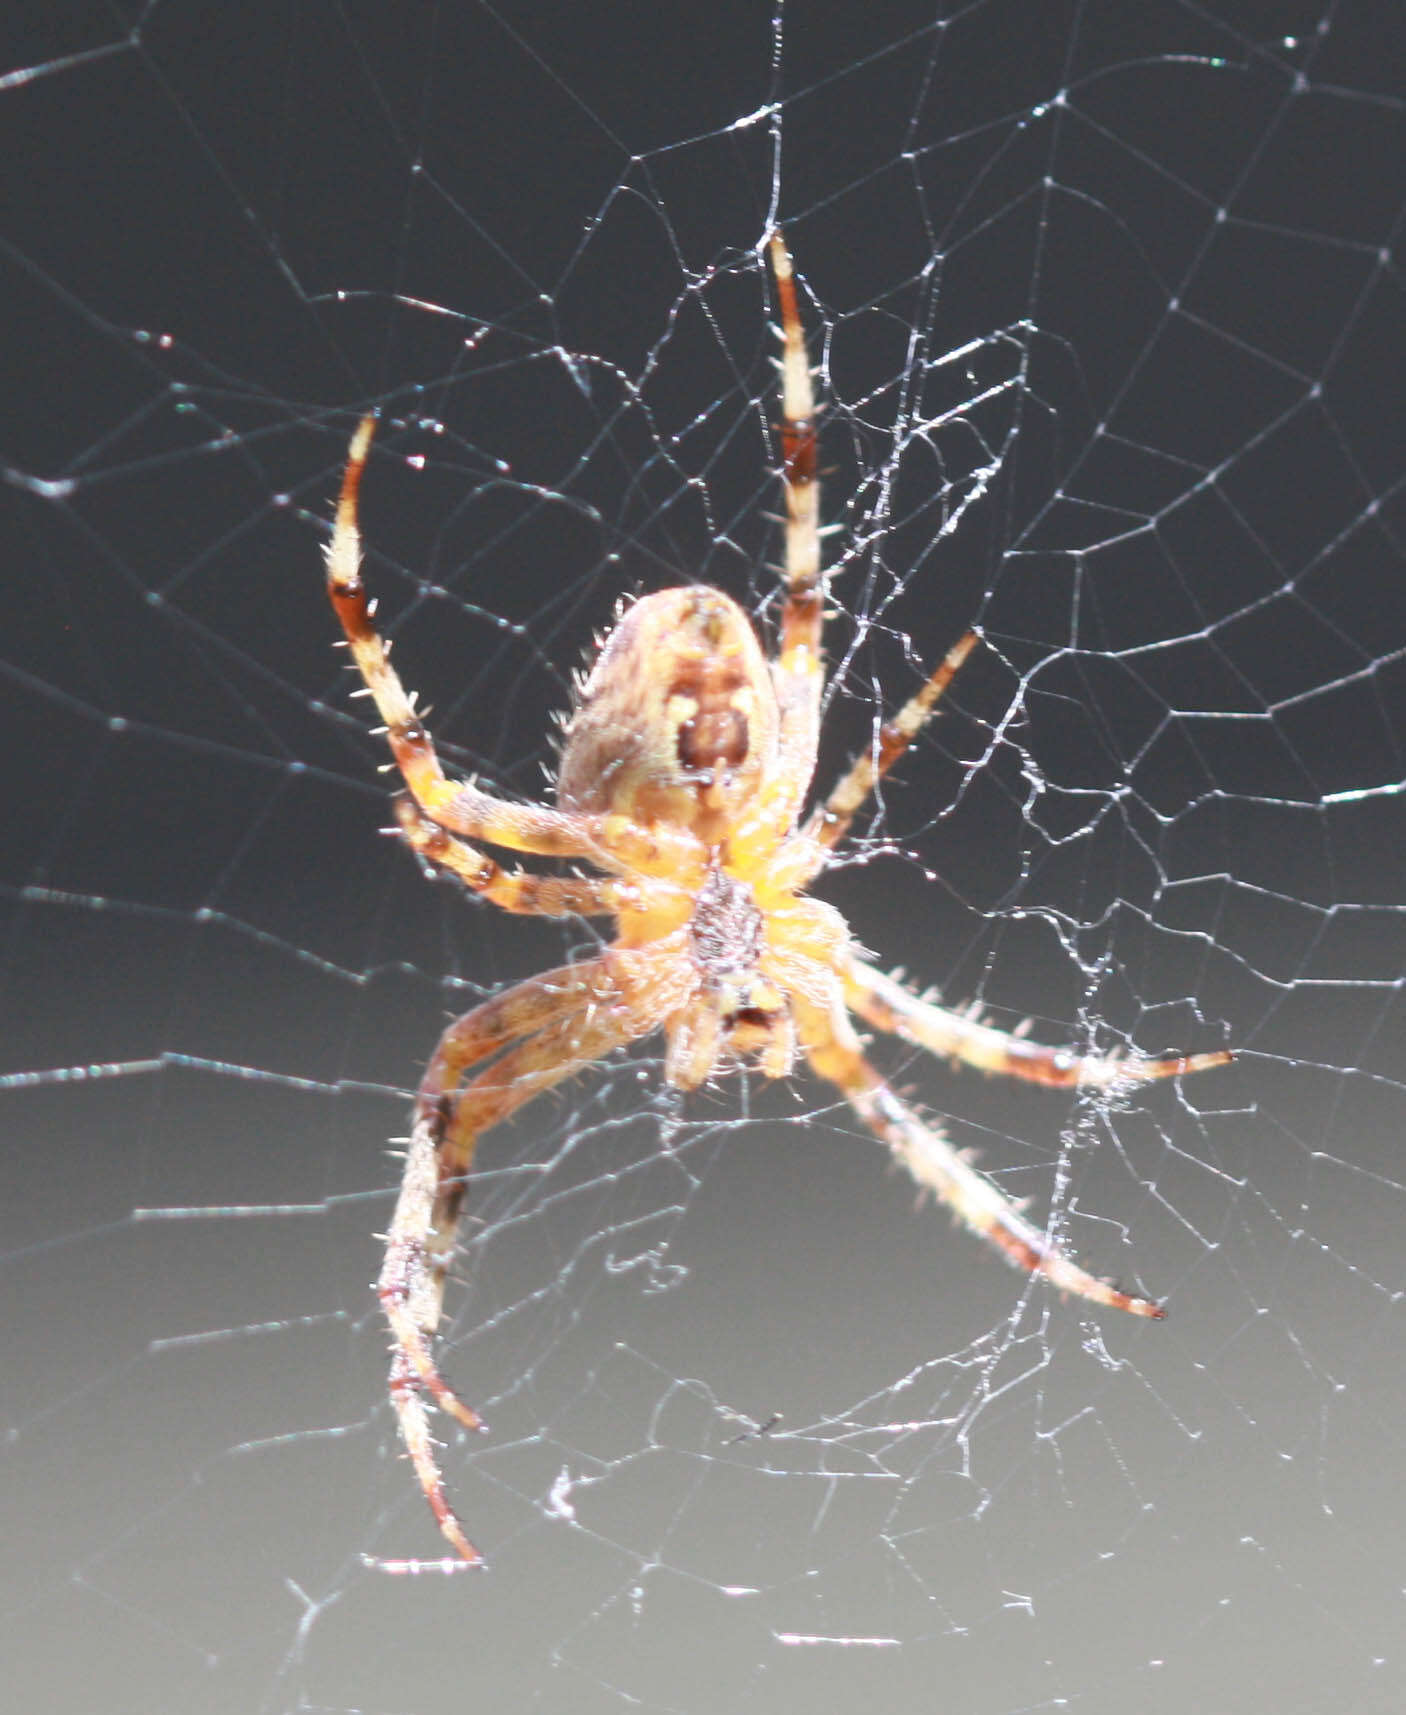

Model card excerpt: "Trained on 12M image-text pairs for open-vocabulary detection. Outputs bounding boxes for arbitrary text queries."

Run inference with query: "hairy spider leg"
[326,419,698,882]
[755,238,978,872]
[753,233,826,835]
[381,963,652,1564]
[393,794,623,917]
[381,941,695,1562]
[846,959,1234,1090]
[803,629,981,859]
[381,969,613,1415]
[795,993,1167,1318]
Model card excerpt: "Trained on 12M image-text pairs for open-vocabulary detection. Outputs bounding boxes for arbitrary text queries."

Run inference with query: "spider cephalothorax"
[324,233,1230,1566]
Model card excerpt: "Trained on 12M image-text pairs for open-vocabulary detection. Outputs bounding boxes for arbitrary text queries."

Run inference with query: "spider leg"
[381,951,680,1562]
[796,992,1165,1317]
[802,630,980,857]
[326,420,696,879]
[845,958,1233,1089]
[393,793,642,918]
[379,963,614,1560]
[765,232,824,820]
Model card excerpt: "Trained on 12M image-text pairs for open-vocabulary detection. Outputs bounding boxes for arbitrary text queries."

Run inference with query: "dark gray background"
[4,3,1405,1712]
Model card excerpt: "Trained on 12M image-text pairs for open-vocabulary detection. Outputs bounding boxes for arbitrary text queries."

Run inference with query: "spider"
[324,233,1231,1566]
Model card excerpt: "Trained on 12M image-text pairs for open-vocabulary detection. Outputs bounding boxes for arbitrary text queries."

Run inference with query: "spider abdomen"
[556,586,781,845]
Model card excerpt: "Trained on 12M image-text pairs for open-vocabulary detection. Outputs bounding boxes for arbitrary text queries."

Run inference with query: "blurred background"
[3,3,1404,1711]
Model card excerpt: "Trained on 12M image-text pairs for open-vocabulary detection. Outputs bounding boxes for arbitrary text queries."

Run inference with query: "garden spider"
[325,233,1231,1566]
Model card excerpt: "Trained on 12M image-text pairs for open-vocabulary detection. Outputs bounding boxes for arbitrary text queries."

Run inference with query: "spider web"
[4,3,1405,1710]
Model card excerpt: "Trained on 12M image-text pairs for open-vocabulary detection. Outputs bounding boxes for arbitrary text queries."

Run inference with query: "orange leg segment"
[846,959,1233,1090]
[803,630,980,857]
[766,232,825,825]
[378,948,687,1563]
[393,794,624,917]
[797,993,1167,1318]
[379,961,634,1563]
